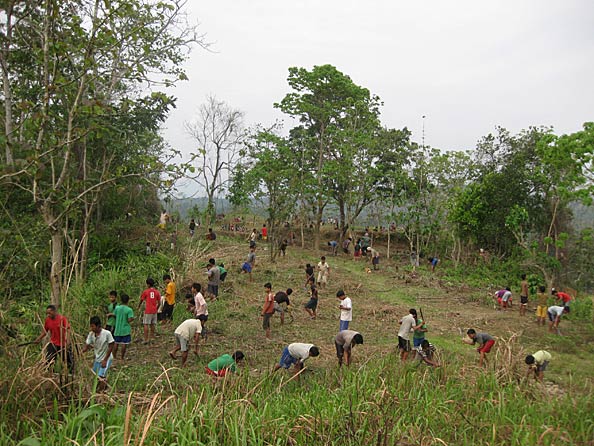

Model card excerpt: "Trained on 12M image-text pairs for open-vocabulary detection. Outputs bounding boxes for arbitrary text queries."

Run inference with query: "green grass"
[3,232,594,445]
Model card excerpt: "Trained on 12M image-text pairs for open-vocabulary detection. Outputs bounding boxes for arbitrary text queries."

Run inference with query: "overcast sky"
[163,0,594,195]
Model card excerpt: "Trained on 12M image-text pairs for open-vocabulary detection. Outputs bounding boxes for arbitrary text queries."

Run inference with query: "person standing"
[261,224,268,241]
[535,285,548,326]
[189,218,196,237]
[367,247,380,270]
[206,259,221,300]
[317,256,330,289]
[242,247,256,282]
[304,278,319,320]
[191,282,208,338]
[112,294,134,360]
[412,311,428,348]
[304,263,314,287]
[353,239,362,261]
[464,329,495,367]
[334,330,363,367]
[105,290,118,334]
[398,309,416,361]
[520,274,529,316]
[261,282,275,340]
[162,274,176,323]
[525,350,552,382]
[337,290,352,331]
[342,237,352,255]
[82,316,115,391]
[34,305,74,373]
[139,277,160,344]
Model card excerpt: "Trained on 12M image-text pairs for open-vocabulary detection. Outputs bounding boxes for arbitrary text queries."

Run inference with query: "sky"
[162,0,594,196]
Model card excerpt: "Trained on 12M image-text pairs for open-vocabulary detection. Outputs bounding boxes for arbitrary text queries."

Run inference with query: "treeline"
[227,65,594,291]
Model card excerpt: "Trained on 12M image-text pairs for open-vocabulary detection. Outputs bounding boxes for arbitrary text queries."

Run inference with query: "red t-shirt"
[44,315,70,346]
[262,227,267,237]
[557,292,571,304]
[141,287,161,314]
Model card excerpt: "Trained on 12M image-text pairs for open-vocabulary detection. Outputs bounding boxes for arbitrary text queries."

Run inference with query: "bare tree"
[185,96,244,225]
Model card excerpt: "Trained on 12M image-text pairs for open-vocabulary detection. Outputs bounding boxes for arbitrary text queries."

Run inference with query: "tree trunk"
[49,229,63,306]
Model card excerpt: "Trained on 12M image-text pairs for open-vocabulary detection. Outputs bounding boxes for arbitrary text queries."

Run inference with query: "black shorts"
[335,341,351,358]
[304,298,318,310]
[398,336,411,352]
[520,296,528,305]
[262,313,273,329]
[536,361,549,372]
[207,284,219,297]
[372,257,379,265]
[162,302,175,319]
[547,311,555,322]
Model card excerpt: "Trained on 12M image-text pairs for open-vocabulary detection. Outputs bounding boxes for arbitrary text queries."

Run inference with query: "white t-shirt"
[340,297,352,321]
[318,262,330,277]
[194,292,208,316]
[86,328,114,362]
[548,306,565,318]
[288,343,314,361]
[175,319,202,340]
[398,314,416,340]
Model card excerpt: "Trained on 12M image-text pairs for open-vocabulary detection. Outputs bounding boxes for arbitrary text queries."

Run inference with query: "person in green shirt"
[105,290,118,334]
[412,314,428,348]
[112,294,135,360]
[205,351,245,377]
[525,350,552,382]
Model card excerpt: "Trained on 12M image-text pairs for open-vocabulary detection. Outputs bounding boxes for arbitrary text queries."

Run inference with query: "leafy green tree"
[0,0,200,304]
[275,64,381,249]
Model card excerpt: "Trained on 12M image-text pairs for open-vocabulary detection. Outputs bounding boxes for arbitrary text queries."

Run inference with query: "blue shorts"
[242,262,252,273]
[114,335,131,344]
[92,357,113,378]
[339,320,350,331]
[279,346,298,369]
[413,337,425,348]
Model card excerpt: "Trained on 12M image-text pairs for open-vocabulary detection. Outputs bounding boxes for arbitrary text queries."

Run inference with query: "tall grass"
[4,349,593,446]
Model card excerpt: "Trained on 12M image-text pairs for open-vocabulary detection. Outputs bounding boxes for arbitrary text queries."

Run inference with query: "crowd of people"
[32,223,572,391]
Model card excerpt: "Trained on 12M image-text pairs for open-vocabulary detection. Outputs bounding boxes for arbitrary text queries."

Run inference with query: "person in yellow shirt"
[525,350,552,382]
[534,285,548,326]
[162,274,176,324]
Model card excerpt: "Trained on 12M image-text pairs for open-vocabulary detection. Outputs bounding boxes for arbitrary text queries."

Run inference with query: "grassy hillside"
[2,230,593,445]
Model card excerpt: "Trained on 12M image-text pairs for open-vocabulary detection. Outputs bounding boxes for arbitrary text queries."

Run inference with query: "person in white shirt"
[337,290,352,331]
[547,305,569,334]
[82,316,115,391]
[169,318,202,367]
[398,309,417,361]
[273,343,320,378]
[317,257,330,289]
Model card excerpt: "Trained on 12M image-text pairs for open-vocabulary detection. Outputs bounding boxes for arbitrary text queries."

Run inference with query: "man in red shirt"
[139,277,161,344]
[34,305,74,373]
[552,289,572,307]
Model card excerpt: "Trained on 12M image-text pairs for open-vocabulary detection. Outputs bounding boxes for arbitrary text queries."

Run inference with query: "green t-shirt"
[413,318,427,339]
[113,305,134,336]
[207,354,237,373]
[107,302,117,327]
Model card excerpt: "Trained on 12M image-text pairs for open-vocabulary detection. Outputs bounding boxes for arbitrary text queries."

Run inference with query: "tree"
[0,0,201,304]
[275,64,381,250]
[230,126,297,260]
[186,95,244,226]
